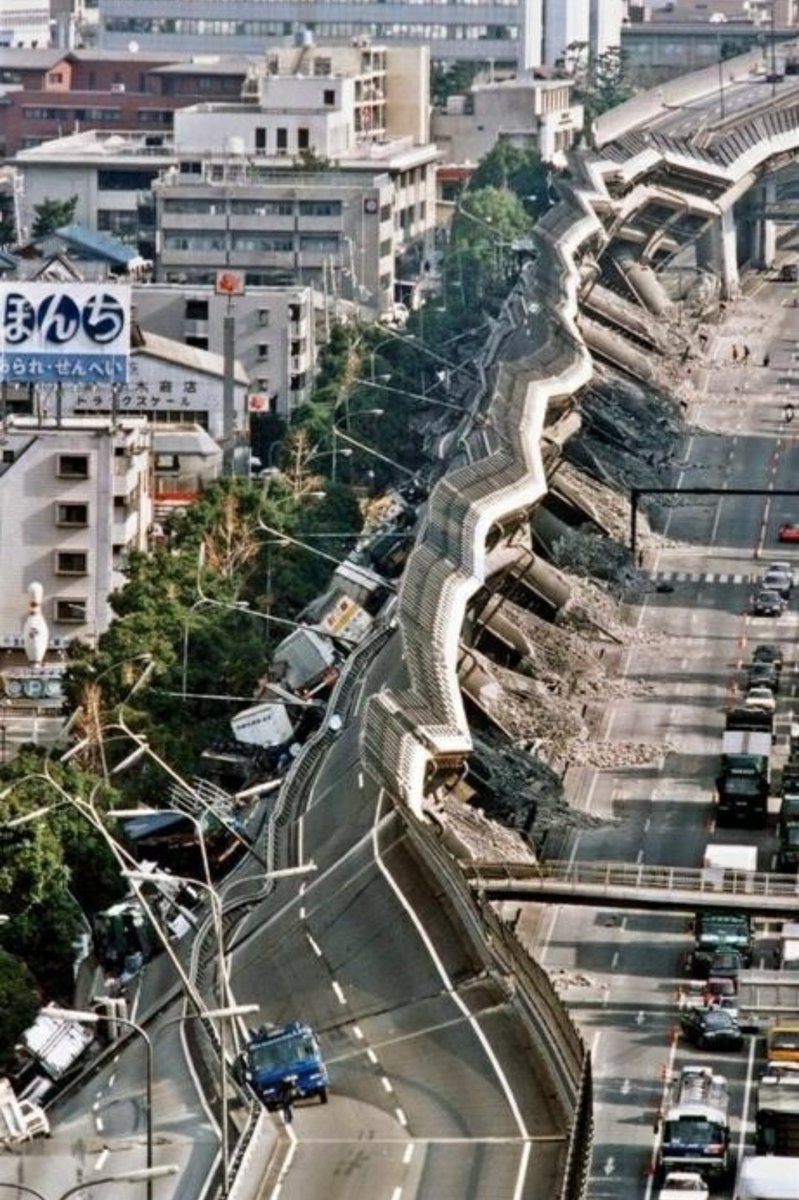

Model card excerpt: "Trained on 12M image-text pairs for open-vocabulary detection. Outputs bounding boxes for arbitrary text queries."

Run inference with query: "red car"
[778,523,799,542]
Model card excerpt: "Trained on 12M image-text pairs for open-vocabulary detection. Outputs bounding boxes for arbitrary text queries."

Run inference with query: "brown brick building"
[0,48,254,157]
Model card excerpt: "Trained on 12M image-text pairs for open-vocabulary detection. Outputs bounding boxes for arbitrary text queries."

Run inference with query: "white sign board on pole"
[0,282,130,383]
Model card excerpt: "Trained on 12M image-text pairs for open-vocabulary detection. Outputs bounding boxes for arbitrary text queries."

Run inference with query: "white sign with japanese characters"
[0,282,130,383]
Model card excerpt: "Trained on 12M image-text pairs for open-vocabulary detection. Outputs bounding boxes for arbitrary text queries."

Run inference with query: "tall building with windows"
[0,0,51,47]
[97,0,530,67]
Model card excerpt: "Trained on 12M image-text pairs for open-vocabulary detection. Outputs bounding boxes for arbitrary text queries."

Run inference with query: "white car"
[658,1172,709,1200]
[744,686,776,714]
[762,569,792,598]
[770,561,795,587]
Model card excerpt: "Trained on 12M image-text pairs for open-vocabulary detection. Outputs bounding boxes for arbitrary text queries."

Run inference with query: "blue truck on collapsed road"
[235,1021,329,1109]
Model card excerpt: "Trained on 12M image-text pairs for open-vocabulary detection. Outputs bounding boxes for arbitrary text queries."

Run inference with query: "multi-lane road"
[530,266,799,1199]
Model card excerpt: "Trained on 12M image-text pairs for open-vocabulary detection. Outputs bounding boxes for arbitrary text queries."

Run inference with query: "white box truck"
[736,1156,799,1200]
[702,844,758,890]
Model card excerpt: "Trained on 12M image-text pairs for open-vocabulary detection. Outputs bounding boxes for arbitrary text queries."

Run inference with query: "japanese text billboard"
[0,283,130,383]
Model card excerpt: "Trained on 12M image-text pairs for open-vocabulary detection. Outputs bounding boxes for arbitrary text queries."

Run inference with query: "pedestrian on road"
[763,353,771,368]
[743,344,751,365]
[278,1077,296,1124]
[731,344,738,364]
[785,402,795,423]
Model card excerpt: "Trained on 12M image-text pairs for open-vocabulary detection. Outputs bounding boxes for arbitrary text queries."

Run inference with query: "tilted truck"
[717,730,771,827]
[755,1063,799,1155]
[234,1020,329,1110]
[690,909,753,975]
[0,1078,49,1146]
[736,1156,799,1200]
[657,1065,732,1182]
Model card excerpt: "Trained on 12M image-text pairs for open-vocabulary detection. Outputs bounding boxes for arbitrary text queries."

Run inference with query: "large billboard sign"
[0,283,130,383]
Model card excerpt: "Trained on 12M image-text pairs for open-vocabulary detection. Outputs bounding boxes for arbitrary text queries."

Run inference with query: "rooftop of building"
[135,328,249,386]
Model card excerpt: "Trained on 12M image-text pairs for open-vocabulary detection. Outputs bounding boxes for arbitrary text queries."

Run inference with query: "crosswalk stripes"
[651,570,750,585]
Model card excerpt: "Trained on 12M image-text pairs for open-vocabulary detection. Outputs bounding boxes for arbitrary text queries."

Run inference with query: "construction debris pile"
[566,368,683,523]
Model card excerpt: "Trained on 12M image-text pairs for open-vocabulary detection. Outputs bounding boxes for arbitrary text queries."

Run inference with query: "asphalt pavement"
[527,267,799,1200]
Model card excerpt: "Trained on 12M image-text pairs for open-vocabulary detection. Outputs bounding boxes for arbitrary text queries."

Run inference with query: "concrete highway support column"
[697,209,739,300]
[757,180,777,269]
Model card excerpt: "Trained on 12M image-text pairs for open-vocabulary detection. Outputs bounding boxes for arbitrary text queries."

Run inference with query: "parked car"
[753,643,784,670]
[744,686,777,714]
[752,590,785,616]
[778,523,799,542]
[779,263,799,281]
[680,1006,744,1050]
[746,662,780,692]
[762,569,792,598]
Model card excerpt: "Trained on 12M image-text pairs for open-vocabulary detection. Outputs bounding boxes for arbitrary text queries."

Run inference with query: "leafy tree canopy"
[31,195,78,240]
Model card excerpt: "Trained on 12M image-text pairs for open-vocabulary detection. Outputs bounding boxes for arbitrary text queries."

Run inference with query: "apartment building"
[133,285,315,416]
[0,417,152,648]
[433,75,582,168]
[0,47,254,156]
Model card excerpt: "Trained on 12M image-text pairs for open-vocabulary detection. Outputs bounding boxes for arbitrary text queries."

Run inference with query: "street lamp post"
[330,408,382,483]
[350,377,465,412]
[2,770,211,1016]
[49,1007,155,1200]
[332,424,415,478]
[181,597,248,699]
[0,1164,179,1200]
[123,868,234,1195]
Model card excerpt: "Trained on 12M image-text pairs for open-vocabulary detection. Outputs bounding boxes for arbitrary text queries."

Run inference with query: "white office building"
[543,0,589,67]
[0,417,152,649]
[0,0,51,48]
[98,0,529,66]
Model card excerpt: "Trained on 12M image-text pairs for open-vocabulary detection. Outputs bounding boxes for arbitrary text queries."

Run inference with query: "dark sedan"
[752,590,785,617]
[680,1007,744,1051]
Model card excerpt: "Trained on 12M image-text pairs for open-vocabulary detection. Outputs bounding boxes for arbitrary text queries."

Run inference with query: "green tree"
[31,195,78,240]
[0,753,125,998]
[0,193,16,247]
[431,60,485,107]
[0,949,38,1068]
[469,142,548,214]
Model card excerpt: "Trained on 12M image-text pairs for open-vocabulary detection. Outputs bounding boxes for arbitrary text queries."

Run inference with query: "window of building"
[256,377,270,392]
[257,343,269,361]
[299,234,339,253]
[258,309,270,327]
[2,450,14,464]
[276,127,288,151]
[55,551,88,576]
[54,598,87,623]
[47,72,64,85]
[323,88,335,106]
[298,127,310,150]
[184,298,209,321]
[57,454,89,479]
[185,336,208,349]
[55,502,89,526]
[155,454,179,471]
[298,199,341,217]
[255,126,267,150]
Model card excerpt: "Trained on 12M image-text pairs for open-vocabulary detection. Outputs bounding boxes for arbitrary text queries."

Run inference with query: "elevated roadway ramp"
[463,860,799,916]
